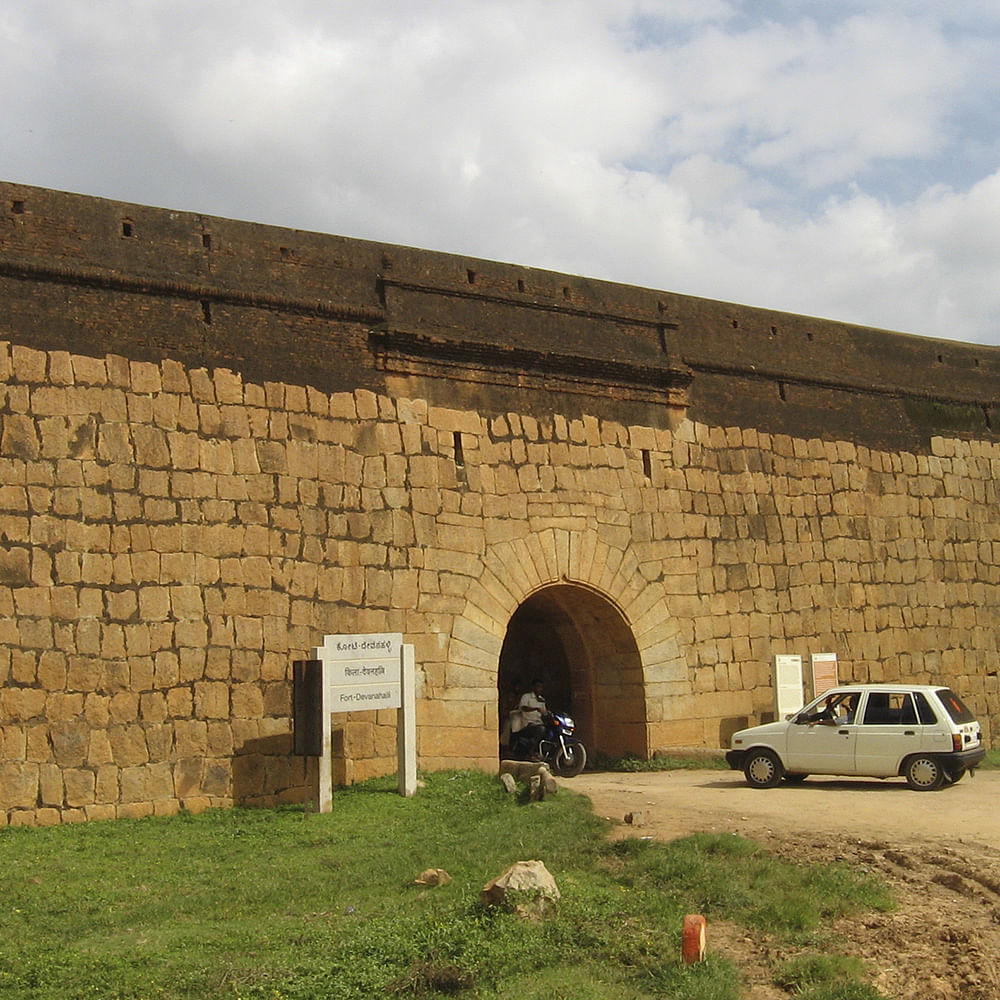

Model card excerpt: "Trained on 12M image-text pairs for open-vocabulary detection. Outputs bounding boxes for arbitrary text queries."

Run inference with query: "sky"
[3,1,1000,346]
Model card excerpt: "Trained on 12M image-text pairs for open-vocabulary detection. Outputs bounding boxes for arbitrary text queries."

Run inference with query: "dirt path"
[568,769,1000,1000]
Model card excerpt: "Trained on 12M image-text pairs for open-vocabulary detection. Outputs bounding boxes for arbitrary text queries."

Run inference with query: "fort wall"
[1,182,998,825]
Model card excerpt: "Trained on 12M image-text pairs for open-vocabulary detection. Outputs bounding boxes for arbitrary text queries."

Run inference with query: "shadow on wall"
[232,734,312,807]
[718,717,749,748]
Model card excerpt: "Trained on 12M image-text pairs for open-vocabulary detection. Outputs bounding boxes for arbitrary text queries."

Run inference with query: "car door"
[852,690,923,777]
[783,704,858,775]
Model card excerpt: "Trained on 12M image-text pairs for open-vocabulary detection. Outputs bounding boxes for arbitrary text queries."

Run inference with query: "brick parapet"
[4,182,999,448]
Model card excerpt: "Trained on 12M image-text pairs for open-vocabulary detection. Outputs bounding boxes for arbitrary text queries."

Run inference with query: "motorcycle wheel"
[553,743,587,777]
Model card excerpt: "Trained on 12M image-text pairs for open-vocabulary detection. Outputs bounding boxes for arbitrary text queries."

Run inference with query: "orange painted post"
[682,914,707,963]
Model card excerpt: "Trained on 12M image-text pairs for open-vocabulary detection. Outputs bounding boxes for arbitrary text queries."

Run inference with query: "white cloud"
[1,0,999,343]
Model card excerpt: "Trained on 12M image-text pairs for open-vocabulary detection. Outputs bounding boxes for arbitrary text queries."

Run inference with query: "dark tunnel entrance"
[497,584,647,762]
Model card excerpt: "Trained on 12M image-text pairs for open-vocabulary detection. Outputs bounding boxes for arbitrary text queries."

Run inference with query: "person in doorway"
[517,678,548,757]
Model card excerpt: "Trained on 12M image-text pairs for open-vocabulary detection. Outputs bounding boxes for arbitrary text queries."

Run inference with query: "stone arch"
[447,528,692,759]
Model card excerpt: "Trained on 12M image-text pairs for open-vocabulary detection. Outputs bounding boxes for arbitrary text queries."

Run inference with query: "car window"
[860,692,911,725]
[898,694,918,725]
[912,691,938,724]
[936,689,976,723]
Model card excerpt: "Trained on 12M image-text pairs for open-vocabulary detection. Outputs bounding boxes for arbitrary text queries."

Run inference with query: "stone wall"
[1,182,998,825]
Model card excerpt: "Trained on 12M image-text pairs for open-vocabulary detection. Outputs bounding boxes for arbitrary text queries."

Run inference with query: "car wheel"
[744,749,784,788]
[782,773,809,784]
[904,755,945,791]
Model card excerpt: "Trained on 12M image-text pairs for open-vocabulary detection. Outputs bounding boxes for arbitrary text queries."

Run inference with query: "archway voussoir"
[492,541,536,599]
[628,593,675,640]
[476,566,520,617]
[639,654,690,686]
[568,530,598,585]
[463,576,512,622]
[582,537,612,591]
[523,533,558,589]
[510,535,547,592]
[449,635,503,671]
[604,550,643,602]
[532,527,561,583]
[595,544,626,593]
[553,529,571,579]
[451,615,504,651]
[637,631,685,668]
[462,596,507,635]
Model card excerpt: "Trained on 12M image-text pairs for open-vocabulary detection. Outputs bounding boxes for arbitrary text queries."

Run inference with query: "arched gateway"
[498,584,646,760]
[447,529,693,764]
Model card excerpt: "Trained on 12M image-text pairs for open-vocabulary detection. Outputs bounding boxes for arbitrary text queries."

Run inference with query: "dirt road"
[570,769,1000,851]
[568,769,1000,1000]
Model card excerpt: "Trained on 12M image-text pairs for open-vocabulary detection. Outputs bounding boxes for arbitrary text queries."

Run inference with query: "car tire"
[744,748,784,788]
[782,773,809,784]
[904,755,945,791]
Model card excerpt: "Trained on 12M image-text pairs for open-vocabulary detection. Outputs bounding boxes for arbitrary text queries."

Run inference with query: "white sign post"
[304,633,417,812]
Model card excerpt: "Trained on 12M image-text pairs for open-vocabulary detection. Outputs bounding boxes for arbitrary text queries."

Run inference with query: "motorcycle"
[506,711,588,778]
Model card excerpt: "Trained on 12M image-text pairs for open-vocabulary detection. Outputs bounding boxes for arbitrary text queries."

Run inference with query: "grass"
[0,770,894,999]
[776,954,885,1000]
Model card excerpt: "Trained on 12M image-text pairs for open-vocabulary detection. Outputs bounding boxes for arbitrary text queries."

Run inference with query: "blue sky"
[3,0,1000,345]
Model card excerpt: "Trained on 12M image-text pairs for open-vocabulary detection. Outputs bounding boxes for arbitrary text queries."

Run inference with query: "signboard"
[312,632,402,709]
[773,654,804,718]
[294,632,416,811]
[810,652,839,698]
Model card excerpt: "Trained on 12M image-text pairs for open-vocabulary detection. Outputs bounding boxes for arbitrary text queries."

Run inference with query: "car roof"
[819,684,948,695]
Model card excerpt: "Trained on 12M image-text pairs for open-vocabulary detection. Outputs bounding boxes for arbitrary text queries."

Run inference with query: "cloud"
[1,0,999,344]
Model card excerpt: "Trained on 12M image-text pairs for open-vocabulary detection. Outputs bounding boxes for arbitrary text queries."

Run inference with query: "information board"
[311,632,403,709]
[773,654,805,718]
[810,652,839,698]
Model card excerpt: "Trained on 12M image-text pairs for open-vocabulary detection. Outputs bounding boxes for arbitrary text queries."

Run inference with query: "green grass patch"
[0,770,892,999]
[977,749,1000,770]
[776,952,885,1000]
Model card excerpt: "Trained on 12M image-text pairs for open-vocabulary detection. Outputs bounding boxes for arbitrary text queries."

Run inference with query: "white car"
[726,684,986,791]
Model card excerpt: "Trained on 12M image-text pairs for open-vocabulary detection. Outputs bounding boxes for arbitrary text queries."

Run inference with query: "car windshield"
[936,689,976,723]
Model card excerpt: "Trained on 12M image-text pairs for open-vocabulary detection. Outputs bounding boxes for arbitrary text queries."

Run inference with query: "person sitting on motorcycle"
[517,679,547,757]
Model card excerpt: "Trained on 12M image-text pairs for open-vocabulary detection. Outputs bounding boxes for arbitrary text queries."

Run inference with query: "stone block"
[231,684,264,719]
[46,693,84,724]
[207,722,234,756]
[109,724,149,767]
[194,682,230,719]
[118,801,155,819]
[38,764,64,809]
[0,762,39,808]
[95,764,119,803]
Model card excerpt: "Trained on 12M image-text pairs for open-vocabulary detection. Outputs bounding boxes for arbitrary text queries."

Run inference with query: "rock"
[624,810,648,826]
[499,772,517,794]
[481,860,560,917]
[414,868,452,887]
[499,759,544,779]
[499,760,558,795]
